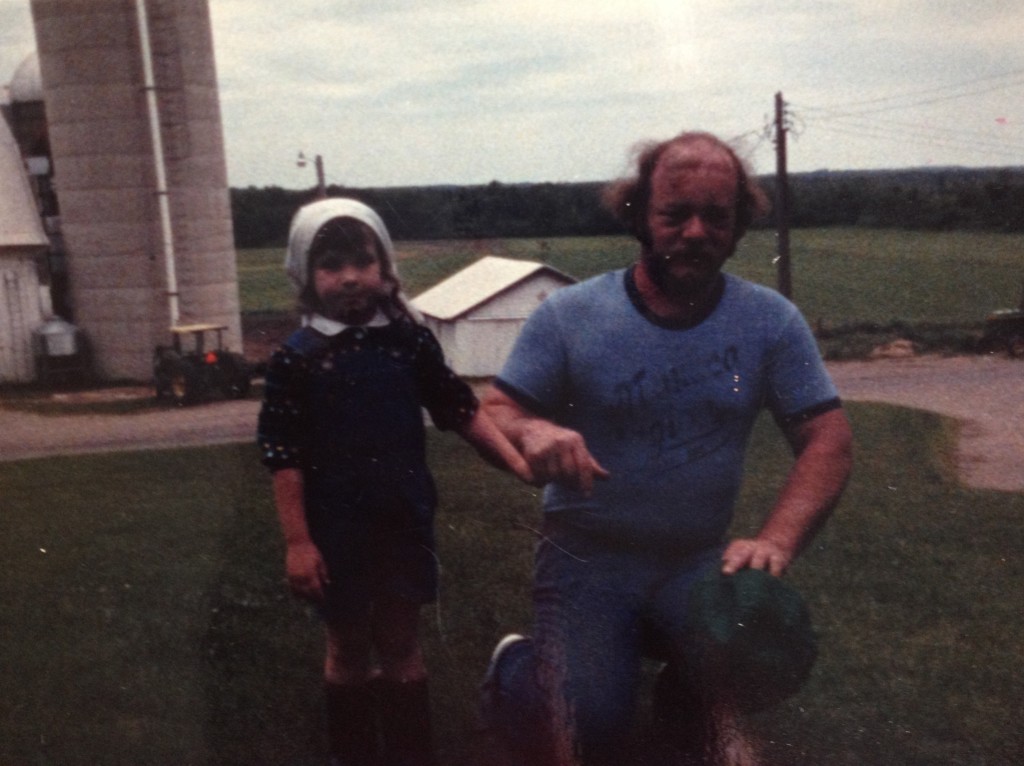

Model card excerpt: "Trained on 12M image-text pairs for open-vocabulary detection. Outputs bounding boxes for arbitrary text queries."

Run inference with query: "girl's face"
[311,240,384,324]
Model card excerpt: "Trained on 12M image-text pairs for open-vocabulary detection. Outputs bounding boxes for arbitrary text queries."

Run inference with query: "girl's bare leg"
[373,595,437,766]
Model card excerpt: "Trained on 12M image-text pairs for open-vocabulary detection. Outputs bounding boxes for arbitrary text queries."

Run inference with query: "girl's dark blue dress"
[257,318,477,614]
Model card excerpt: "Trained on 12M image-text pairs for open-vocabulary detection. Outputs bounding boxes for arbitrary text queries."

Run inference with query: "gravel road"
[828,355,1023,493]
[0,395,259,462]
[1,355,1021,492]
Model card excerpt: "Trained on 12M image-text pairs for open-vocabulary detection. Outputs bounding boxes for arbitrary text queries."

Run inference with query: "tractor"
[979,309,1024,358]
[153,323,253,405]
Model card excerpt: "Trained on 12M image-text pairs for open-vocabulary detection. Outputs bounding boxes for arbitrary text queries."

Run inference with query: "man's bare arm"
[721,407,853,576]
[454,407,535,484]
[482,385,609,495]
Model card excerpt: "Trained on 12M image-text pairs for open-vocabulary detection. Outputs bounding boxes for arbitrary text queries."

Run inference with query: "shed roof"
[412,255,574,321]
[0,112,48,249]
[8,52,42,104]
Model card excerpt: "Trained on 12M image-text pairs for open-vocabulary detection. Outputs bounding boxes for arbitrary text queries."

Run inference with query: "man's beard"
[642,248,721,301]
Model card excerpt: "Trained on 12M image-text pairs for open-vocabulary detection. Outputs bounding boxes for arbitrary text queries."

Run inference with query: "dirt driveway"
[1,355,1021,492]
[828,355,1023,492]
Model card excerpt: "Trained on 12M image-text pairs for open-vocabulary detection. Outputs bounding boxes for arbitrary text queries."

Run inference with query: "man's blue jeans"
[486,517,723,763]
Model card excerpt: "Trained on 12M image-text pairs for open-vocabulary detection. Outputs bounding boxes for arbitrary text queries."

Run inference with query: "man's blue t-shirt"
[495,268,840,553]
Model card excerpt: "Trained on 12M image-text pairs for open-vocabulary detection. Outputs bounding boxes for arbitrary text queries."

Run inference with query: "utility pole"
[774,91,793,299]
[314,154,326,199]
[297,152,327,199]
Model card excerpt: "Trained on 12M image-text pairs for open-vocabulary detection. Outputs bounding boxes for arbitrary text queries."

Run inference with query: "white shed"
[0,113,49,383]
[412,255,575,377]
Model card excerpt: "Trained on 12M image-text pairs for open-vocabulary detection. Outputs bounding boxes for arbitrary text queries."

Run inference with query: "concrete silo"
[29,0,241,381]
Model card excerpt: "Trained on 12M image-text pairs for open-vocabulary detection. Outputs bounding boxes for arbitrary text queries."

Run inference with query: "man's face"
[312,242,384,324]
[642,141,739,300]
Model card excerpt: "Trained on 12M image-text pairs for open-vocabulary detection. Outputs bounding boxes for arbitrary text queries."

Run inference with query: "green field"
[237,228,1024,325]
[2,405,1022,765]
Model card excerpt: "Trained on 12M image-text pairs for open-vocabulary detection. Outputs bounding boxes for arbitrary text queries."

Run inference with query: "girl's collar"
[307,310,390,336]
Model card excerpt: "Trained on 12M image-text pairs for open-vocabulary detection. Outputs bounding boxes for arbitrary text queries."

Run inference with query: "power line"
[801,109,1024,151]
[802,78,1024,119]
[799,120,1024,164]
[787,67,1024,165]
[733,71,1024,176]
[796,108,1024,161]
[727,127,773,162]
[797,67,1024,115]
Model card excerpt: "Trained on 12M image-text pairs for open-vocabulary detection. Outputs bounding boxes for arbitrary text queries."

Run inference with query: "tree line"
[230,166,1024,249]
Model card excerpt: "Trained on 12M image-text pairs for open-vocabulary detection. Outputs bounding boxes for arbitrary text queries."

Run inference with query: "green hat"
[686,567,818,712]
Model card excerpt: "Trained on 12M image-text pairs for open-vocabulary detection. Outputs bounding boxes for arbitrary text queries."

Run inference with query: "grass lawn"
[236,228,1024,359]
[237,228,1024,325]
[2,403,1022,764]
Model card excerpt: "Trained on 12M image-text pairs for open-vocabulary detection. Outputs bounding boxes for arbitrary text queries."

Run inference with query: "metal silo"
[28,0,241,381]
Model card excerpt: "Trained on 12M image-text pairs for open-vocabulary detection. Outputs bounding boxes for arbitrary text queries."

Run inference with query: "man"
[480,131,853,765]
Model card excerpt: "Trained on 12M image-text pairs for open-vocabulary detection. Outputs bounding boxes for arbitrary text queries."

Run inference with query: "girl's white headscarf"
[284,198,421,321]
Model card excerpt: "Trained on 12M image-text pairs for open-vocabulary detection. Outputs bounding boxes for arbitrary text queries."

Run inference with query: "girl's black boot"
[377,678,438,766]
[325,681,380,766]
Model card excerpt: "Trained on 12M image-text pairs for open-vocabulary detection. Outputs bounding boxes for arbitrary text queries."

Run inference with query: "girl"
[257,198,530,766]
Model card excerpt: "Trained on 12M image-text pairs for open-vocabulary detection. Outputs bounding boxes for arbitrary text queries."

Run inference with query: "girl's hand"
[458,409,535,484]
[285,541,330,602]
[480,387,609,495]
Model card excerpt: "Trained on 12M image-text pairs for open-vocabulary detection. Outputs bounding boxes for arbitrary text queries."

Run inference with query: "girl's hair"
[297,216,415,322]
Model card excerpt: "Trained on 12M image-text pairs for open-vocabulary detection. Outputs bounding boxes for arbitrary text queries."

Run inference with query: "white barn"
[0,113,50,383]
[412,255,575,377]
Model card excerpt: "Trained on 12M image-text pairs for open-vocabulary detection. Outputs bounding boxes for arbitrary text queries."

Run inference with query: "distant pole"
[774,91,793,299]
[314,155,326,199]
[298,152,327,199]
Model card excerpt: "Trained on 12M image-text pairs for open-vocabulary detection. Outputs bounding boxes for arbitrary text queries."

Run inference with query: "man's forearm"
[722,408,852,575]
[761,408,853,557]
[455,408,534,483]
[481,387,540,447]
[481,385,609,494]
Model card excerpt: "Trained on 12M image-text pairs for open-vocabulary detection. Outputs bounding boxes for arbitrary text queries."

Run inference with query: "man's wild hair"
[601,131,770,244]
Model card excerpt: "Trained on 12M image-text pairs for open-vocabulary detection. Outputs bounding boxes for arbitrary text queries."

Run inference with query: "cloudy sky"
[2,0,1024,189]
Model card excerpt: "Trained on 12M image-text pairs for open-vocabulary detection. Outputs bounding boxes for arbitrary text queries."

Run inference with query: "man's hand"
[721,538,792,577]
[285,541,330,602]
[483,387,609,496]
[518,419,610,496]
[722,408,853,578]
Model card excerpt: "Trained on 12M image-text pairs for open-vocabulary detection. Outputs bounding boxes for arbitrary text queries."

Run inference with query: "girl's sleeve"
[257,345,310,470]
[413,326,478,431]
